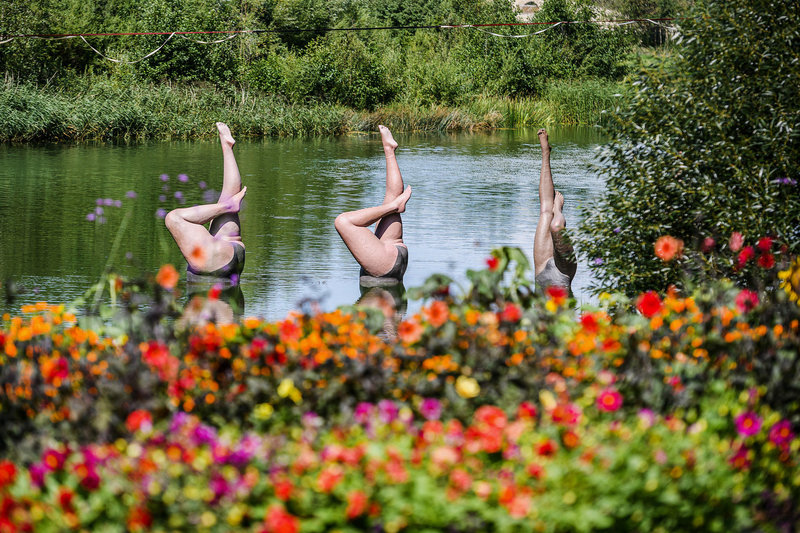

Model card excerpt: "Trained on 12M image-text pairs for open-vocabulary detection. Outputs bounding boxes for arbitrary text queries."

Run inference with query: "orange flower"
[397,319,424,344]
[190,246,207,267]
[424,300,450,328]
[654,235,684,261]
[156,264,179,290]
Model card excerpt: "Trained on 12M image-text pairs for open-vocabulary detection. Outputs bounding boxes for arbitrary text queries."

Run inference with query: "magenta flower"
[729,444,751,470]
[29,463,47,487]
[769,420,794,448]
[192,423,218,445]
[354,403,373,425]
[597,388,623,412]
[420,398,442,421]
[735,290,759,313]
[378,400,399,423]
[734,411,762,437]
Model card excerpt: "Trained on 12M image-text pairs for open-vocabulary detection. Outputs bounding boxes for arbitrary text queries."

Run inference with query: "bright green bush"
[577,0,800,296]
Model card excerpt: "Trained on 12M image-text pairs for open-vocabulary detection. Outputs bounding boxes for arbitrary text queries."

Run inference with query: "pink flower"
[729,232,744,252]
[734,411,762,437]
[769,420,794,448]
[596,388,623,412]
[377,400,399,423]
[701,237,716,253]
[735,290,759,313]
[419,398,442,421]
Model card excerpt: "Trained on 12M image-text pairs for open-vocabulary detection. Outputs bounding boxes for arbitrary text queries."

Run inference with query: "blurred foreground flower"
[156,264,179,290]
[654,235,684,261]
[778,257,800,303]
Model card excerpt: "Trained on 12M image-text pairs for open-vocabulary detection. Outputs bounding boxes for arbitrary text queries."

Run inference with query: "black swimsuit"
[359,245,408,286]
[187,242,245,281]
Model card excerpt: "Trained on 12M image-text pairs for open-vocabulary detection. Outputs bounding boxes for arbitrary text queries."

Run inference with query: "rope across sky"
[0,18,680,64]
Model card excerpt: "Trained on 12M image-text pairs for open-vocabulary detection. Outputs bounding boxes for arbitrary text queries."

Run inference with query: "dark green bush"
[577,0,800,296]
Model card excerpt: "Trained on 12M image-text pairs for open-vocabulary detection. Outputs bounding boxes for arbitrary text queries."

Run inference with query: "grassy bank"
[0,78,631,142]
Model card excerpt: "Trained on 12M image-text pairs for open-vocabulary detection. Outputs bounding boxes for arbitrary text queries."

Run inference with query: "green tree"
[577,0,800,296]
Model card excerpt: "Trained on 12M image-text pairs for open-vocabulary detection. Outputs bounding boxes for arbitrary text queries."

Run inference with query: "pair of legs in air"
[334,125,411,281]
[533,129,577,290]
[165,123,246,279]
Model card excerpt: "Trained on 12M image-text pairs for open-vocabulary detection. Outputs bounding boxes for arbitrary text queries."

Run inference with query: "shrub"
[577,0,800,296]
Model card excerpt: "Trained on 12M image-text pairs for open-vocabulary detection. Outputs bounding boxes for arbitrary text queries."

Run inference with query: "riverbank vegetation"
[0,0,681,141]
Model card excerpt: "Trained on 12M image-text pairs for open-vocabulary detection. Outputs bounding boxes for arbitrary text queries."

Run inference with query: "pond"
[0,126,607,320]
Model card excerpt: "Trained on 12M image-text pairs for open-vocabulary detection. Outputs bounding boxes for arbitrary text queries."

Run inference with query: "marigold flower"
[397,319,424,344]
[728,231,744,252]
[654,235,684,261]
[155,264,179,290]
[636,291,663,318]
[734,411,762,437]
[424,300,450,328]
[596,388,623,412]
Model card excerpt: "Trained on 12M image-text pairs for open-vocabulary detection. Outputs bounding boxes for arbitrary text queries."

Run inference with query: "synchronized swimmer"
[164,124,574,320]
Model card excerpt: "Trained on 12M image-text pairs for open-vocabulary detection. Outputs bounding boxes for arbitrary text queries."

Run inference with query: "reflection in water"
[178,283,245,330]
[0,126,606,319]
[356,284,407,341]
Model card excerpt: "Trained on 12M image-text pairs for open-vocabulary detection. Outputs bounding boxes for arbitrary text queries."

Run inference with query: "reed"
[0,78,631,142]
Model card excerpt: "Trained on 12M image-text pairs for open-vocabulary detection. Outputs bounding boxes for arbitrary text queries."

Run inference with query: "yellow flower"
[778,257,800,303]
[254,403,274,421]
[455,376,480,398]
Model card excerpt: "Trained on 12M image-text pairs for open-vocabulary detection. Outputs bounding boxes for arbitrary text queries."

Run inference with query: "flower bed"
[1,242,799,531]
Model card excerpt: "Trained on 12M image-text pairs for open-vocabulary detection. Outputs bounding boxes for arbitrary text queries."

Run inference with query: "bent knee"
[334,213,351,232]
[165,210,182,231]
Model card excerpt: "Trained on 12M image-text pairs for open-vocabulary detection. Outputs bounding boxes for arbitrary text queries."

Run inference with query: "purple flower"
[170,412,191,432]
[734,411,762,437]
[192,423,218,446]
[613,227,621,234]
[203,190,217,203]
[419,398,442,421]
[354,402,373,425]
[95,198,103,206]
[126,191,138,199]
[160,174,169,182]
[114,200,122,207]
[198,181,207,189]
[156,208,167,219]
[95,207,104,215]
[159,194,167,202]
[86,213,96,222]
[178,174,189,183]
[230,274,240,285]
[377,400,399,424]
[773,177,797,185]
[98,216,107,224]
[592,258,604,265]
[174,191,184,200]
[103,198,114,206]
[29,463,47,488]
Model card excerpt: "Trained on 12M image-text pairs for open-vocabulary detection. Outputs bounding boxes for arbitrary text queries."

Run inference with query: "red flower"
[499,302,522,323]
[536,439,557,457]
[551,403,581,425]
[654,235,684,261]
[317,465,343,493]
[397,320,424,344]
[579,313,599,333]
[734,290,759,313]
[486,256,500,271]
[757,253,775,269]
[278,320,301,343]
[127,506,153,532]
[125,410,153,433]
[261,505,299,533]
[273,479,293,501]
[346,490,368,520]
[474,406,507,431]
[58,488,74,511]
[737,246,755,268]
[596,388,623,412]
[701,237,716,253]
[0,461,16,490]
[516,402,538,421]
[729,445,750,471]
[208,283,223,300]
[636,291,662,318]
[545,285,568,306]
[449,468,472,492]
[756,236,773,252]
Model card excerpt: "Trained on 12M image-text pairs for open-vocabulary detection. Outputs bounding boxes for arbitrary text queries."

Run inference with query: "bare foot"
[538,128,551,153]
[551,191,566,233]
[393,186,412,213]
[378,125,398,153]
[217,122,235,148]
[225,186,247,213]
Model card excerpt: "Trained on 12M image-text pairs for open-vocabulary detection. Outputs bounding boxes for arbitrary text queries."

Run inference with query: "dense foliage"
[577,0,800,295]
[1,241,799,530]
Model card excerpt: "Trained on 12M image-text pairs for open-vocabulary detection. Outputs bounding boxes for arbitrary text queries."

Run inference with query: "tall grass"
[0,78,632,142]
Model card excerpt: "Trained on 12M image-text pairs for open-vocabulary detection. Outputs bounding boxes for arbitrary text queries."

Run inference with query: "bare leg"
[374,125,405,243]
[209,122,244,242]
[335,187,411,276]
[165,188,247,272]
[533,129,556,275]
[551,192,577,278]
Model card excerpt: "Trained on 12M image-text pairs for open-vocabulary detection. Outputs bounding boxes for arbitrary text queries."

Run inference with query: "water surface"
[0,127,607,319]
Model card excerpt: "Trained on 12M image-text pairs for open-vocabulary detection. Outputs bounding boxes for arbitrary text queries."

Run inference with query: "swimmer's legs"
[165,187,247,272]
[335,186,411,276]
[210,122,243,241]
[374,125,404,243]
[533,129,556,276]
